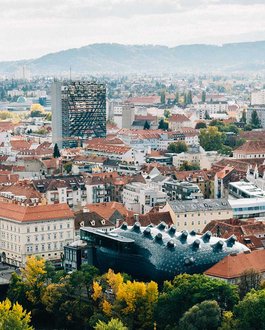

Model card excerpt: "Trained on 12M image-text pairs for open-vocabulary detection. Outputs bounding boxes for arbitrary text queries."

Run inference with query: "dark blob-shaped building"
[65,223,249,282]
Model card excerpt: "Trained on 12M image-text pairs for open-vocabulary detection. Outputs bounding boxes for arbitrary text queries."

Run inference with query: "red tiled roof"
[168,114,190,123]
[234,141,265,154]
[204,250,265,279]
[127,96,160,104]
[0,202,74,222]
[85,202,131,220]
[11,140,32,151]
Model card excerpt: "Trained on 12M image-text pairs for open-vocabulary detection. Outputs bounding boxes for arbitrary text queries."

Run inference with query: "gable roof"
[0,202,74,222]
[85,202,131,220]
[204,250,265,279]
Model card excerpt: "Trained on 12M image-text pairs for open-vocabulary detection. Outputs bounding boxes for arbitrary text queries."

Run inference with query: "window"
[60,232,63,239]
[47,234,51,240]
[67,223,70,229]
[35,235,38,241]
[54,233,57,239]
[41,244,45,251]
[54,224,56,230]
[41,234,44,241]
[27,236,30,243]
[27,227,30,233]
[47,225,50,231]
[35,227,38,232]
[35,245,39,252]
[60,224,63,229]
[48,243,51,250]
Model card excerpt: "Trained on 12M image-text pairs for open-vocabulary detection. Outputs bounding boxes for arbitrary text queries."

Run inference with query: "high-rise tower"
[52,80,106,148]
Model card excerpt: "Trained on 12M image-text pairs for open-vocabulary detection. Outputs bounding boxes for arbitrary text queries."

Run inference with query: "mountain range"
[2,40,265,75]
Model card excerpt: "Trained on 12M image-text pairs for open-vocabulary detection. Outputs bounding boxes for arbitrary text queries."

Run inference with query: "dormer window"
[101,220,105,225]
[90,220,95,226]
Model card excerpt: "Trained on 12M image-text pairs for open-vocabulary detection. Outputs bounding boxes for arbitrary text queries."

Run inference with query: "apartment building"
[162,199,233,233]
[0,202,74,267]
[122,182,167,214]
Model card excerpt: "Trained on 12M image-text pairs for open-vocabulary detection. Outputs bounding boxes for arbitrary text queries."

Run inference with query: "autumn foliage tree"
[0,299,33,330]
[92,269,158,330]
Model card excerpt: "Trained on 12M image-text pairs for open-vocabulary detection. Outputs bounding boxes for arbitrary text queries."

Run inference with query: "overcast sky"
[1,0,265,61]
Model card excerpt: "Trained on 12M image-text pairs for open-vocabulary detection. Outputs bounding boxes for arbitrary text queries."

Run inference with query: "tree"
[250,109,261,129]
[234,289,265,330]
[160,91,166,104]
[204,110,211,120]
[21,256,47,306]
[53,143,61,158]
[199,126,225,151]
[158,119,168,131]
[218,145,233,156]
[95,318,128,330]
[178,300,221,330]
[30,104,45,118]
[64,162,72,174]
[179,161,200,171]
[143,121,150,130]
[202,91,206,103]
[155,274,239,329]
[93,270,158,330]
[187,90,193,104]
[0,299,33,330]
[240,109,247,124]
[195,122,207,129]
[164,110,170,119]
[174,92,179,104]
[238,269,262,298]
[167,141,188,153]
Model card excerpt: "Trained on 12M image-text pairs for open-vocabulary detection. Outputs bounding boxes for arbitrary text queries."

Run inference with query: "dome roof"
[17,96,27,103]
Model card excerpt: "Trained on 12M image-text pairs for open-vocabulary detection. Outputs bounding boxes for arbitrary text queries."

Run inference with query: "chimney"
[83,207,89,213]
[134,214,139,222]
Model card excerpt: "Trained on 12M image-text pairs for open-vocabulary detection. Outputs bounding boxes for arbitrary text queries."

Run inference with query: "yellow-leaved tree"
[0,298,33,330]
[92,269,158,330]
[21,256,47,305]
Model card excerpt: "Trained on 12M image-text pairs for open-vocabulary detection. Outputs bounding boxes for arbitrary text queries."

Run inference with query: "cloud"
[0,0,264,60]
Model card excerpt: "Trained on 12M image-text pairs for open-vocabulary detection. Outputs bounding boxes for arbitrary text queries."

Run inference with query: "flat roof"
[81,227,134,243]
[229,181,265,197]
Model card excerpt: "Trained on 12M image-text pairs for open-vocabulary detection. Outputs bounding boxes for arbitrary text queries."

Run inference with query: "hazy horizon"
[1,0,265,61]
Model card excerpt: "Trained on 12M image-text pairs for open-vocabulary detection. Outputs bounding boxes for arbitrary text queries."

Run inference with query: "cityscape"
[0,1,265,330]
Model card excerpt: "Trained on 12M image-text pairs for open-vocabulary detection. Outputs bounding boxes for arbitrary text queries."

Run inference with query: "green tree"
[143,121,150,130]
[160,90,166,104]
[167,141,188,153]
[174,92,179,104]
[195,122,207,129]
[155,274,239,330]
[179,161,200,171]
[238,269,262,298]
[64,162,72,173]
[178,300,221,330]
[218,145,233,156]
[199,126,225,151]
[158,119,168,130]
[164,109,170,119]
[0,299,33,330]
[234,289,265,330]
[204,110,211,120]
[53,143,61,158]
[187,90,193,104]
[250,109,261,129]
[95,318,128,330]
[244,124,252,131]
[240,109,246,124]
[202,91,206,103]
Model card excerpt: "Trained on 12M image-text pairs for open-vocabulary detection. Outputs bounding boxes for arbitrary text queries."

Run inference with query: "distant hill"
[1,41,265,75]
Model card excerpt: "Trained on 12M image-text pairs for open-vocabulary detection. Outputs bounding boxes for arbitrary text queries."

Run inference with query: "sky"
[0,0,265,61]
